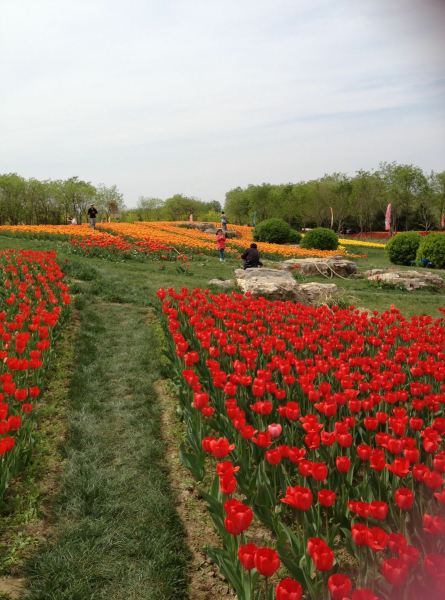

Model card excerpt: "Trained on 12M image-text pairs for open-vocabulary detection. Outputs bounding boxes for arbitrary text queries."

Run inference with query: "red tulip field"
[0,250,70,500]
[158,287,445,599]
[0,232,444,600]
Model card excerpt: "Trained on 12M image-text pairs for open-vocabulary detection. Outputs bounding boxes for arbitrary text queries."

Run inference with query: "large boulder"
[235,268,303,301]
[365,269,444,291]
[234,268,338,304]
[298,283,338,304]
[280,257,357,277]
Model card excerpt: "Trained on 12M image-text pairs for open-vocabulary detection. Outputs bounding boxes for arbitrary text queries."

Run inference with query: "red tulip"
[281,486,313,511]
[275,577,303,600]
[312,546,334,571]
[238,543,257,571]
[328,573,352,600]
[311,462,328,482]
[394,487,414,510]
[367,526,388,552]
[318,489,336,507]
[254,546,280,577]
[369,501,388,521]
[224,503,253,535]
[219,475,237,494]
[336,456,351,473]
[351,523,369,546]
[381,558,408,586]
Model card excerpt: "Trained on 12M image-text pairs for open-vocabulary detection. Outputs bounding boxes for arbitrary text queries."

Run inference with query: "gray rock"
[365,269,444,291]
[298,282,338,304]
[280,257,357,277]
[235,268,303,301]
[234,268,338,304]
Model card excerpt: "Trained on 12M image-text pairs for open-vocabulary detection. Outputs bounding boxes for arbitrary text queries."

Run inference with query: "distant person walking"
[88,204,98,228]
[241,243,263,269]
[220,211,228,232]
[216,229,226,262]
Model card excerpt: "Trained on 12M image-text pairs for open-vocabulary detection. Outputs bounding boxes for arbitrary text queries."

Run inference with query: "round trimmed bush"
[254,218,293,244]
[386,231,421,265]
[300,227,338,250]
[416,233,445,269]
[288,229,302,244]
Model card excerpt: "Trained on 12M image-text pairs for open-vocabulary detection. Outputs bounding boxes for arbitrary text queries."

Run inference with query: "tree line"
[121,194,222,223]
[225,163,445,233]
[2,163,444,232]
[0,174,125,225]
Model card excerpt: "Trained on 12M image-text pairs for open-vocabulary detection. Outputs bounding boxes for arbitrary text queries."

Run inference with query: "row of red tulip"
[158,287,444,599]
[68,233,177,260]
[0,250,70,500]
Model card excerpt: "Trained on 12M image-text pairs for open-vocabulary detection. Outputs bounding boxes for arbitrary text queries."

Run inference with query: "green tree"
[0,173,27,224]
[350,170,385,232]
[60,177,96,224]
[95,184,125,221]
[379,162,429,231]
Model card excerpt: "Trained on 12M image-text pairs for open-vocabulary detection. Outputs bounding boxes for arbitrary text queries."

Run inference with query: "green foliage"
[416,233,445,268]
[121,195,222,223]
[0,174,124,225]
[300,227,338,250]
[224,164,445,232]
[253,218,295,243]
[386,231,422,265]
[288,229,302,244]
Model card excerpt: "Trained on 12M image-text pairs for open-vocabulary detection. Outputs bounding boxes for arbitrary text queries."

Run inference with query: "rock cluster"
[280,257,357,277]
[234,268,337,304]
[365,269,444,291]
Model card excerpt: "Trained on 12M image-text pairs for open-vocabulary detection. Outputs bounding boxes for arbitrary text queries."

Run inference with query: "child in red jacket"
[216,229,226,262]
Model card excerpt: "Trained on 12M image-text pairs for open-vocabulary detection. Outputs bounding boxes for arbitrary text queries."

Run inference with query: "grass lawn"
[0,234,444,599]
[0,236,443,317]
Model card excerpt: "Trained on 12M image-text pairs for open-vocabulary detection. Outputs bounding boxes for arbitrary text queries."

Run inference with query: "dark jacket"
[241,248,263,269]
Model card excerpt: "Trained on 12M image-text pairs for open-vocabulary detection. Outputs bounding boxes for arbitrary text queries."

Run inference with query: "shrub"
[416,233,445,269]
[288,229,302,244]
[254,218,293,244]
[386,232,421,265]
[300,228,338,250]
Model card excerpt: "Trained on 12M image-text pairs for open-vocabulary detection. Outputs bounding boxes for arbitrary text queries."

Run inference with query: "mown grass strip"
[24,301,190,600]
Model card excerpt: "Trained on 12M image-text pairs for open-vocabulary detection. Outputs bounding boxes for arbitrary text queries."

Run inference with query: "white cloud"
[0,0,444,205]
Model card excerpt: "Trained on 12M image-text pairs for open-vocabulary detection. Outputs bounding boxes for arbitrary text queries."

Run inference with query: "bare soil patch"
[155,380,236,600]
[0,577,26,599]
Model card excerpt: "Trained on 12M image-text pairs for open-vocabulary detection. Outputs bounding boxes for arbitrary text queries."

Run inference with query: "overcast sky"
[1,0,444,207]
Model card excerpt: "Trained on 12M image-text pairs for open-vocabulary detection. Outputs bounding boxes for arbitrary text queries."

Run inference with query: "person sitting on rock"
[241,243,263,270]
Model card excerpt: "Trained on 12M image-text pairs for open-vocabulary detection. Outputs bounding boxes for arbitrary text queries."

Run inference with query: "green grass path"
[24,300,189,600]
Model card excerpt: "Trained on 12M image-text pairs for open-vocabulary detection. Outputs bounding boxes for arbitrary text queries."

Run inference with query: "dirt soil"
[155,380,236,600]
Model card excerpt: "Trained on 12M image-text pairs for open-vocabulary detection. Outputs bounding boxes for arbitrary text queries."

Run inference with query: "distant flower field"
[0,222,369,260]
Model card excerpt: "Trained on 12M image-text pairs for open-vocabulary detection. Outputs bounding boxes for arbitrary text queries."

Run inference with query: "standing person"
[88,204,98,228]
[220,211,228,232]
[216,229,226,262]
[241,243,263,269]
